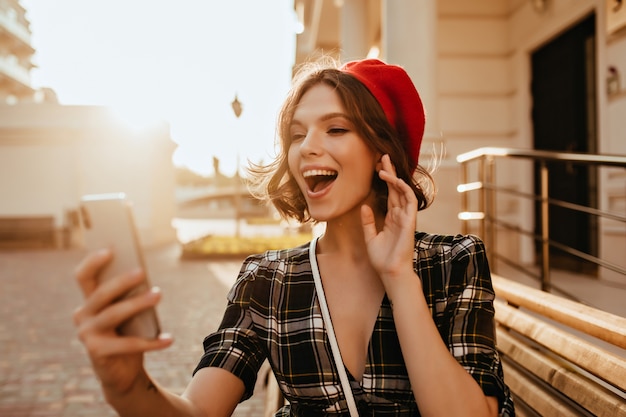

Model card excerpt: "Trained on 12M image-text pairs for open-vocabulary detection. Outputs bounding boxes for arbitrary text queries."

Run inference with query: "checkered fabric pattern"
[194,232,515,416]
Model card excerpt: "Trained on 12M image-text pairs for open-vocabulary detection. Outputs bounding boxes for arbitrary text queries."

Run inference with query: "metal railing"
[456,147,626,295]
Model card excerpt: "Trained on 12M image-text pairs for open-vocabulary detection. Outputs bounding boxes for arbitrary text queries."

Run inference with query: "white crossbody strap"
[309,238,360,416]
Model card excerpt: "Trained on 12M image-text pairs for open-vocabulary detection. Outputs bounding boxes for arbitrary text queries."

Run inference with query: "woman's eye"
[290,133,305,142]
[328,128,348,135]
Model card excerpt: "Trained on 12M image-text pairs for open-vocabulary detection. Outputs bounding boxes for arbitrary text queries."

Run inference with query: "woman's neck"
[318,206,384,259]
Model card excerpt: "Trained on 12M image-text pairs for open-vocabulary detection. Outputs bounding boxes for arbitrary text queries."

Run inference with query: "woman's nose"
[299,131,323,156]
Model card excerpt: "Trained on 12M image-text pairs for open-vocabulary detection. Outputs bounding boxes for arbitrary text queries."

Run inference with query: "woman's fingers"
[80,267,146,317]
[378,155,401,207]
[79,322,173,359]
[378,154,417,214]
[73,265,158,346]
[87,333,173,358]
[361,204,377,244]
[74,249,113,297]
[74,281,157,328]
[71,251,173,396]
[73,271,153,338]
[74,286,172,357]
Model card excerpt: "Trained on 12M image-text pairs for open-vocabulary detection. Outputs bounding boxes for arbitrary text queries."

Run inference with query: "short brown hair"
[248,60,435,223]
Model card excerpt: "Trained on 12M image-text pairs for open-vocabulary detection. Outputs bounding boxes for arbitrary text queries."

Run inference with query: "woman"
[73,58,515,416]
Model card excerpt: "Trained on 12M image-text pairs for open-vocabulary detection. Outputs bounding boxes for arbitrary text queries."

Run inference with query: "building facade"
[293,0,626,283]
[0,0,36,104]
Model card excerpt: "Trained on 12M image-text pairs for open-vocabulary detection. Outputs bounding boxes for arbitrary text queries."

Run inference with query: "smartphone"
[79,193,161,339]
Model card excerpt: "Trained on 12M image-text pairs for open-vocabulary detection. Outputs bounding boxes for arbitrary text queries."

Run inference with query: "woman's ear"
[375,153,384,173]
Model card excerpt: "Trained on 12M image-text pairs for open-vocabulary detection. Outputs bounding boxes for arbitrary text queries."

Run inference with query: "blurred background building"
[0,0,176,248]
[0,0,36,104]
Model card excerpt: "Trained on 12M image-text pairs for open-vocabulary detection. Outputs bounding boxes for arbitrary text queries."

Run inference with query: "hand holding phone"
[79,193,161,339]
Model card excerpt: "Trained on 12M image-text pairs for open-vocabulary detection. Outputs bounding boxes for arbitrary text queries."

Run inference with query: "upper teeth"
[303,170,336,178]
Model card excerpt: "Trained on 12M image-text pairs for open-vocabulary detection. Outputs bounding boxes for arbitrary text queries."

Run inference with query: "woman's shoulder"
[234,241,312,286]
[413,232,493,298]
[241,241,311,270]
[414,231,486,257]
[227,241,313,304]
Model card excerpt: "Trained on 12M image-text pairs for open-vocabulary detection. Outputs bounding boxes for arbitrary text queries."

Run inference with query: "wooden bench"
[492,274,626,417]
[0,216,56,249]
[262,275,626,416]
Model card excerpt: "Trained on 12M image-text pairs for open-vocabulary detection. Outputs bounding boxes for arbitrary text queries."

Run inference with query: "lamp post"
[231,94,243,238]
[231,94,243,118]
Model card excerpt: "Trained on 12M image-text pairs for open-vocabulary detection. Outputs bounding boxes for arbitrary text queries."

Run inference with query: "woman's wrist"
[102,369,153,410]
[383,269,422,307]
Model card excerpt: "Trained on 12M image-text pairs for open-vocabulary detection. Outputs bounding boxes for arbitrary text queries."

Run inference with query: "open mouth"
[303,169,338,193]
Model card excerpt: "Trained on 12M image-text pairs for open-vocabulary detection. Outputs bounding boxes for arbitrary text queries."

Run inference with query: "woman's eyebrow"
[320,112,349,122]
[291,112,350,126]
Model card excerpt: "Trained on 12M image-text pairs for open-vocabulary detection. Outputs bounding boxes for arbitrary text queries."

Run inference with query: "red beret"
[340,59,425,169]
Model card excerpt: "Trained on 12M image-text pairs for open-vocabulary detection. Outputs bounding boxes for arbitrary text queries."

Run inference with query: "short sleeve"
[193,255,267,401]
[416,233,515,416]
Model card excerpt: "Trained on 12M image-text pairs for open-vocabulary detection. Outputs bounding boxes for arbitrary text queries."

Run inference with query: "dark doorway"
[531,13,598,273]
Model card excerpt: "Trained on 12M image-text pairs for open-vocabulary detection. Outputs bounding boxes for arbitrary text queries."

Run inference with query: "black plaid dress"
[194,232,515,416]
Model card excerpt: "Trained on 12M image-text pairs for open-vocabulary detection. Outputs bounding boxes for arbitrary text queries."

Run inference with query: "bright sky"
[21,0,298,176]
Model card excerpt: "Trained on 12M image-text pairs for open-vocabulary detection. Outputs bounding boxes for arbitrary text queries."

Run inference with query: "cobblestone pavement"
[0,244,268,417]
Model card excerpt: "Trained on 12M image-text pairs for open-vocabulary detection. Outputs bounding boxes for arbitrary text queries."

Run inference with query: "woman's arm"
[100,366,245,417]
[383,269,499,417]
[362,155,499,417]
[73,250,245,417]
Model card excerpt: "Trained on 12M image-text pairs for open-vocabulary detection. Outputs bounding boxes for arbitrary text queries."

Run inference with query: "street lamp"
[231,94,243,238]
[231,94,243,178]
[231,94,243,118]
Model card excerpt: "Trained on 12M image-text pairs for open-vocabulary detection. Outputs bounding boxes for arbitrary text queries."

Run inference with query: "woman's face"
[287,83,381,222]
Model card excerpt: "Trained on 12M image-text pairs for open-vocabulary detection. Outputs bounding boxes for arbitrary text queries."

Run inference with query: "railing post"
[460,162,469,235]
[479,157,486,242]
[455,147,626,291]
[540,162,551,291]
[485,156,496,273]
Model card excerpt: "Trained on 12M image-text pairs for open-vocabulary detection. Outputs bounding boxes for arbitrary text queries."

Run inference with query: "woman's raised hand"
[72,249,173,396]
[361,154,417,286]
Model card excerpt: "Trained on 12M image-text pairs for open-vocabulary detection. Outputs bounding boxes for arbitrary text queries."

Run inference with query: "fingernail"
[158,332,173,341]
[150,286,161,298]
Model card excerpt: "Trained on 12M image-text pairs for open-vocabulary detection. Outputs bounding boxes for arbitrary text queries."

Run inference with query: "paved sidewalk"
[0,244,267,417]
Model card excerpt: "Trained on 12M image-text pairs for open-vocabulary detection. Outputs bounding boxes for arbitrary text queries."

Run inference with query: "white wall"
[426,1,515,236]
[0,104,177,247]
